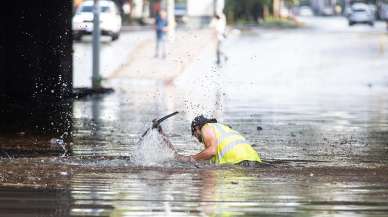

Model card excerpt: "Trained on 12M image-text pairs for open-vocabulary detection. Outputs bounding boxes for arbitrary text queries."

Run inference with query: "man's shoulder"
[202,124,216,134]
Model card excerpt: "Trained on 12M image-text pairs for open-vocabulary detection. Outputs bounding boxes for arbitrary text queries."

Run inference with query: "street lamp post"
[92,0,101,89]
[166,0,175,40]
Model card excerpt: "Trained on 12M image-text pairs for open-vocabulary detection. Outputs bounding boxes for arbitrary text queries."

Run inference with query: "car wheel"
[111,32,119,41]
[369,22,374,27]
[348,21,354,26]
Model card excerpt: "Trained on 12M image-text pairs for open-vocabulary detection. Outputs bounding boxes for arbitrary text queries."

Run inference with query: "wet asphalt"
[1,16,388,216]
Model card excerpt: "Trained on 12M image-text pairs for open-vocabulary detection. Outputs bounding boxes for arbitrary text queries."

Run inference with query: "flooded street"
[1,17,388,216]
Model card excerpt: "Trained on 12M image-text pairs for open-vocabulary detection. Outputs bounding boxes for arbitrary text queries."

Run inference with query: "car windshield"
[79,5,112,13]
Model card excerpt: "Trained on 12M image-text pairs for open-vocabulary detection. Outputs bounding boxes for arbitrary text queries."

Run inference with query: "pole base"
[72,87,114,99]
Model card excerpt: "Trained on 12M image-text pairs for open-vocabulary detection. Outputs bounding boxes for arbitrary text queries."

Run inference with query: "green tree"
[225,0,272,24]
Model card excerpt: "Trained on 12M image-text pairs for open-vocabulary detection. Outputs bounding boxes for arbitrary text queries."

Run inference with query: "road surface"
[1,16,388,216]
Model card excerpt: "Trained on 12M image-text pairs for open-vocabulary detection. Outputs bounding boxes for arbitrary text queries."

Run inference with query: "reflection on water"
[2,72,385,216]
[0,186,72,217]
[2,29,388,216]
[1,68,388,217]
[2,166,384,217]
[69,166,387,216]
[1,63,387,217]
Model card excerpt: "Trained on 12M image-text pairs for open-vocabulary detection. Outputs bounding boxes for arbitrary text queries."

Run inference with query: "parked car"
[348,3,375,26]
[321,6,335,16]
[72,0,122,41]
[298,6,314,16]
[377,2,388,20]
[377,2,388,30]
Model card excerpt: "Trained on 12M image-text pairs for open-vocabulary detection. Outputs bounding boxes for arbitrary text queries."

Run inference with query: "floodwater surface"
[1,17,388,216]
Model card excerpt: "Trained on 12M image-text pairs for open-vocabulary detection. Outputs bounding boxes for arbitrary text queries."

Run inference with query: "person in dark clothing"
[154,10,168,58]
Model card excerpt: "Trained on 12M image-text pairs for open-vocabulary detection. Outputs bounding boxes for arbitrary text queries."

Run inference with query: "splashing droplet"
[131,129,175,166]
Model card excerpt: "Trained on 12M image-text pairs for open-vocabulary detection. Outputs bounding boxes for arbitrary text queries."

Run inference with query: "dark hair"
[191,115,217,135]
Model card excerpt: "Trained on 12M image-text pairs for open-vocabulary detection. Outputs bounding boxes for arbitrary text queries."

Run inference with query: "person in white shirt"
[210,13,228,65]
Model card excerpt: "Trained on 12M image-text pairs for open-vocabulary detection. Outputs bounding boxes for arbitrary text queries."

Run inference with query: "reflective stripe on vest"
[209,123,246,161]
[219,138,246,160]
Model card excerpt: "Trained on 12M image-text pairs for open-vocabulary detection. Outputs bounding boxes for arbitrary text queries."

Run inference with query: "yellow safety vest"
[206,123,261,164]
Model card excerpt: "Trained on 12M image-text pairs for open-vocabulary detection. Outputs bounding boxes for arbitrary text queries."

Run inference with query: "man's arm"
[192,126,217,161]
[175,125,217,163]
[192,145,216,161]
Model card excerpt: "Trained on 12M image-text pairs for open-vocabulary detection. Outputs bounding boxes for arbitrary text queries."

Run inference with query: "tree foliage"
[225,0,272,23]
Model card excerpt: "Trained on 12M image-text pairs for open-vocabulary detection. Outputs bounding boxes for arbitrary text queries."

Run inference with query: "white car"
[298,6,314,16]
[73,0,122,41]
[348,3,375,26]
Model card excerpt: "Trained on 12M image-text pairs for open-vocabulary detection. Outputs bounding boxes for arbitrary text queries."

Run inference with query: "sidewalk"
[108,29,215,82]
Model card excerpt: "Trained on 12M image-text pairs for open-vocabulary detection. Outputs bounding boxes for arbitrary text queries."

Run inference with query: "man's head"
[191,115,217,142]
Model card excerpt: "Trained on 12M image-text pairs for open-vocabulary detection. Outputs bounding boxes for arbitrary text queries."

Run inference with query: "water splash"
[131,129,175,166]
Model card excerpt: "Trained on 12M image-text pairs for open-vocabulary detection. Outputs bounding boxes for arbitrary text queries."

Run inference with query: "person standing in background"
[154,10,168,58]
[210,13,228,65]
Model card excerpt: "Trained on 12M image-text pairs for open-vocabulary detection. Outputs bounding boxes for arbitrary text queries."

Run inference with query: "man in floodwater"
[176,115,262,166]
